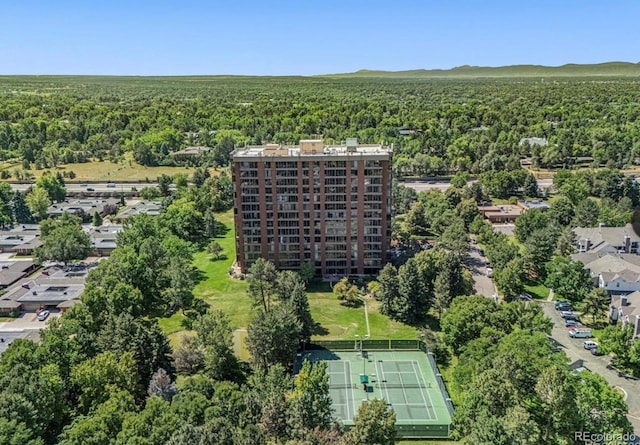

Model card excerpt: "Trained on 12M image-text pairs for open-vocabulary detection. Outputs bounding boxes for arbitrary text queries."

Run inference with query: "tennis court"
[294,348,453,438]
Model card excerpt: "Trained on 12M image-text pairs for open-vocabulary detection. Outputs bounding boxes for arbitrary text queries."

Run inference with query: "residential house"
[171,146,212,162]
[47,198,120,219]
[87,224,123,256]
[478,200,550,224]
[573,224,640,255]
[0,259,38,289]
[571,252,640,295]
[0,224,42,255]
[609,291,640,338]
[112,201,162,222]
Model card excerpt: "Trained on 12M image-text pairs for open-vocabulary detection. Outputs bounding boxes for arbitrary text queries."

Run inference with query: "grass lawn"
[158,208,420,358]
[438,355,462,407]
[307,282,419,340]
[524,282,551,300]
[2,153,219,182]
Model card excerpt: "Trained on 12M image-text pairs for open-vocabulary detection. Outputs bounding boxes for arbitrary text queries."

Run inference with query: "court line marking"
[375,359,391,404]
[413,360,436,420]
[411,360,430,411]
[345,360,354,422]
[397,365,411,405]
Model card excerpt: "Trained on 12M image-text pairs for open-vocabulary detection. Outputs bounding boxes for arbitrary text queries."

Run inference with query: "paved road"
[7,182,161,193]
[542,302,640,434]
[402,178,554,193]
[466,244,496,298]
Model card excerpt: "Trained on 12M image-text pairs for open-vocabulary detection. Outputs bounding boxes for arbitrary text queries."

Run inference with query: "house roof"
[519,137,548,147]
[601,269,640,284]
[572,253,640,277]
[171,146,212,156]
[47,198,119,217]
[519,200,551,210]
[573,224,640,253]
[0,259,36,287]
[478,204,523,218]
[0,299,21,309]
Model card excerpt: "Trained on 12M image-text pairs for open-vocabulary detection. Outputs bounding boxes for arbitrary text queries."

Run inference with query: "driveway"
[541,302,640,434]
[466,245,496,298]
[0,311,60,331]
[492,223,515,236]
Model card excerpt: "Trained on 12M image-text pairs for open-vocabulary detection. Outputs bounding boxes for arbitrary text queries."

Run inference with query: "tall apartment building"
[231,139,392,277]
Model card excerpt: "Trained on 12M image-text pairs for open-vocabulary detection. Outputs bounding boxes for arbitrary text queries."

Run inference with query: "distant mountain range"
[321,62,640,78]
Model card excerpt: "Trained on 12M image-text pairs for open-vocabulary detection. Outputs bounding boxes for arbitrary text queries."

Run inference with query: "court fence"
[305,338,455,418]
[298,339,454,439]
[306,339,424,351]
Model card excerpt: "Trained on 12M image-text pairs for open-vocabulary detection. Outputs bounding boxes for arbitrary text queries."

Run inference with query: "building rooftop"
[519,137,548,147]
[572,252,640,278]
[6,281,84,304]
[478,204,524,218]
[113,201,162,221]
[0,259,36,287]
[47,198,120,217]
[519,200,551,210]
[573,224,640,253]
[232,139,392,159]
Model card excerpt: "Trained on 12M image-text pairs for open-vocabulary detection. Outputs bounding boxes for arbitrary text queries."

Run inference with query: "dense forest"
[1,75,640,175]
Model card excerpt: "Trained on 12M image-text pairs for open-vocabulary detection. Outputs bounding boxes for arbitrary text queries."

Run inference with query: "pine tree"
[377,263,398,317]
[92,211,103,226]
[12,191,33,224]
[396,258,426,324]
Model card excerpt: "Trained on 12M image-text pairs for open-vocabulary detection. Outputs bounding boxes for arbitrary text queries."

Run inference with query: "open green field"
[0,154,218,182]
[159,209,419,351]
[524,282,551,300]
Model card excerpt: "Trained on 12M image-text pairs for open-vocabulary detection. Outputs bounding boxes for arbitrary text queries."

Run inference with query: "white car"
[486,267,493,277]
[37,310,50,321]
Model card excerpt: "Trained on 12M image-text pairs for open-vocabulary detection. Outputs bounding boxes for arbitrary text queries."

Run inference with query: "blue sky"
[1,0,638,75]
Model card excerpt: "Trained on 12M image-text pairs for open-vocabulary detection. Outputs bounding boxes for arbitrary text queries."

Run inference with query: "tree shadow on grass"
[192,265,208,285]
[422,313,441,332]
[311,322,330,336]
[214,222,230,238]
[307,280,333,293]
[208,254,228,262]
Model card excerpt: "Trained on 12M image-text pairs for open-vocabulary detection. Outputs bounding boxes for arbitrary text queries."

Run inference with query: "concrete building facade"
[231,139,392,277]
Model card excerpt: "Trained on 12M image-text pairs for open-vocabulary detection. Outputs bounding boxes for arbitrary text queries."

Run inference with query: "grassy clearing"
[307,282,419,340]
[438,355,462,407]
[159,208,419,360]
[3,154,219,182]
[524,282,551,300]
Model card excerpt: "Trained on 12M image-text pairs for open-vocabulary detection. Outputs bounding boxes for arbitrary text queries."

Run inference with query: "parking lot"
[0,310,61,331]
[542,301,640,434]
[466,244,496,297]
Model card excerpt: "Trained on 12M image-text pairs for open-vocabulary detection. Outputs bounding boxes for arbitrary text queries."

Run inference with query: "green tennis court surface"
[294,348,453,439]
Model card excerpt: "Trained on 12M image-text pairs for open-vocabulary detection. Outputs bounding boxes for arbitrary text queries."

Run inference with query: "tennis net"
[330,383,429,389]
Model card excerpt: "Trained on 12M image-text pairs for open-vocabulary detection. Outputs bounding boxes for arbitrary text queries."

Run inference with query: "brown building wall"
[232,163,246,272]
[233,150,392,277]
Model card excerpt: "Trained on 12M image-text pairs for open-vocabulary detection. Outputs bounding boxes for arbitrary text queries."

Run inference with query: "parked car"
[569,327,592,338]
[555,300,571,310]
[486,267,493,277]
[590,347,604,356]
[37,310,50,321]
[560,311,576,319]
[565,319,582,328]
[556,303,573,311]
[583,341,598,350]
[514,293,533,302]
